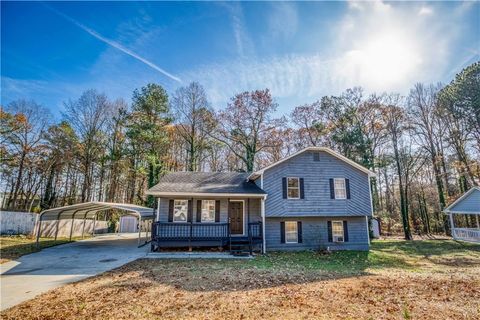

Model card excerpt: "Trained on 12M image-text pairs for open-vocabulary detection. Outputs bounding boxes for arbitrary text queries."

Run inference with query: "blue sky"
[1,1,479,118]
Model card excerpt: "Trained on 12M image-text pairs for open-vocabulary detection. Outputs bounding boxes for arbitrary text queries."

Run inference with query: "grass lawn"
[0,236,75,264]
[2,239,480,319]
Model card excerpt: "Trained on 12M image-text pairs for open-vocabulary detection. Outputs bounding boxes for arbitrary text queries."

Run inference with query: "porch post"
[261,197,266,254]
[476,214,479,229]
[449,213,456,239]
[156,198,161,222]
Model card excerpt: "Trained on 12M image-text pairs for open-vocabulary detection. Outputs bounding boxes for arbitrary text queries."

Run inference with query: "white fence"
[1,211,36,235]
[452,228,480,243]
[1,211,108,237]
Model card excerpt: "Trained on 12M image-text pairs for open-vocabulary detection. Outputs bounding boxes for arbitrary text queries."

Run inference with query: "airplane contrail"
[45,4,182,83]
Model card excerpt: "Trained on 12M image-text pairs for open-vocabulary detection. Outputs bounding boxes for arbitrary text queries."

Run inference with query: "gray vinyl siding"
[265,216,369,251]
[448,189,480,213]
[262,150,372,217]
[156,197,261,235]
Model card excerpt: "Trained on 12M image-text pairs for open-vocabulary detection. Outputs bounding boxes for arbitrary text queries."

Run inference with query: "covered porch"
[146,172,267,255]
[444,187,480,243]
[151,196,266,255]
[448,213,480,243]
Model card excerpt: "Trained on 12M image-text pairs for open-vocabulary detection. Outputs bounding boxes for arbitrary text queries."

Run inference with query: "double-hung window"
[332,221,344,242]
[334,178,346,199]
[287,177,300,199]
[201,200,215,222]
[285,221,298,243]
[173,200,188,222]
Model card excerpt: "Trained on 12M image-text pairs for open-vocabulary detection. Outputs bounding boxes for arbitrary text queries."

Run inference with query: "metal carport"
[35,202,154,247]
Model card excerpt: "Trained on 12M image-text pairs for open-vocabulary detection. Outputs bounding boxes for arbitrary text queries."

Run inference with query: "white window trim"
[173,199,189,223]
[201,200,216,223]
[285,221,298,243]
[334,178,347,200]
[287,177,300,199]
[332,220,344,242]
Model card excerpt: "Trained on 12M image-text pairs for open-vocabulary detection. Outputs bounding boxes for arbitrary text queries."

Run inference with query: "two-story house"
[146,147,374,254]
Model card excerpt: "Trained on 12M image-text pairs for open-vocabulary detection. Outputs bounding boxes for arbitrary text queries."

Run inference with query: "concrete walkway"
[0,233,148,311]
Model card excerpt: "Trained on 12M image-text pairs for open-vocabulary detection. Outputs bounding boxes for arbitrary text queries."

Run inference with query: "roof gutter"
[145,191,267,198]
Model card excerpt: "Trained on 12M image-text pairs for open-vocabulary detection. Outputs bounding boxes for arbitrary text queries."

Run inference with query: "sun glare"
[342,32,421,90]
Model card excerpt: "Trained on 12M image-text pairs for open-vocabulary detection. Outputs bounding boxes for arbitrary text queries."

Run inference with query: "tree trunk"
[9,150,26,209]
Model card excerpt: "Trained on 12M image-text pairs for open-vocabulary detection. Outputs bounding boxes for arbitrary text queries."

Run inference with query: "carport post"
[81,213,88,239]
[69,209,82,241]
[35,214,43,249]
[54,210,65,241]
[138,215,142,246]
[92,213,97,236]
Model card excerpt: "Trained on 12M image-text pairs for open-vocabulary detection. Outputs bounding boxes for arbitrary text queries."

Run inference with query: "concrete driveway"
[0,233,148,311]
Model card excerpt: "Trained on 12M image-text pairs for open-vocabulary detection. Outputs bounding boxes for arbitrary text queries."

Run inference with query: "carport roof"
[39,202,155,221]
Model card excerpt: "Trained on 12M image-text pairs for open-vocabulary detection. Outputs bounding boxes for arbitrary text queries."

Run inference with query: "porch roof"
[444,187,480,215]
[146,172,266,198]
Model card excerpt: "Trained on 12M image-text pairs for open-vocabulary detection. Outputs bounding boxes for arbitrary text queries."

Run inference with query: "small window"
[285,221,298,243]
[332,221,344,242]
[201,200,215,222]
[287,177,300,199]
[173,200,188,222]
[334,178,346,199]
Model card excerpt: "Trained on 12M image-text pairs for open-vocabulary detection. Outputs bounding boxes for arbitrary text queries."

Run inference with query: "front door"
[229,201,244,235]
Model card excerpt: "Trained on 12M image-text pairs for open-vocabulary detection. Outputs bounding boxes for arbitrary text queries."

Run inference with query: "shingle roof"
[146,172,266,196]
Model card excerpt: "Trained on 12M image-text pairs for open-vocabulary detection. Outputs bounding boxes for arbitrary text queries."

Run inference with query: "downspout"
[261,194,267,254]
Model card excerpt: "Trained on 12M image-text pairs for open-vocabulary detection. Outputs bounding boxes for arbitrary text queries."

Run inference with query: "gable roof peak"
[249,147,375,180]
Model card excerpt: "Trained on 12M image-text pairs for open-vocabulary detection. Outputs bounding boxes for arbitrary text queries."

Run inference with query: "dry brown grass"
[0,236,73,264]
[2,240,480,320]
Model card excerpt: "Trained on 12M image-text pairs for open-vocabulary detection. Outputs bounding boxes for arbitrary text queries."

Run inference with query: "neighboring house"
[147,147,374,254]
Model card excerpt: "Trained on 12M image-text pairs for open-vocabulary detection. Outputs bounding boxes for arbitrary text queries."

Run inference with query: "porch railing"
[151,221,263,253]
[248,221,262,239]
[452,228,480,243]
[152,222,230,241]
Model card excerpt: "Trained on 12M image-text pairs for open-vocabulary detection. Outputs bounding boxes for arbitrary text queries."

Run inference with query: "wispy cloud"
[44,4,182,83]
[268,2,298,40]
[183,1,474,109]
[219,2,255,58]
[418,6,434,16]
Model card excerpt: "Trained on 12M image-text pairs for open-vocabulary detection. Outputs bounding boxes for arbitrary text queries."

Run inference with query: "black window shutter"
[280,222,285,243]
[187,200,193,222]
[345,179,351,199]
[329,179,335,199]
[299,178,305,199]
[168,200,174,222]
[343,221,349,242]
[297,221,303,243]
[282,177,287,198]
[196,200,202,222]
[313,152,320,161]
[327,221,333,242]
[215,200,221,222]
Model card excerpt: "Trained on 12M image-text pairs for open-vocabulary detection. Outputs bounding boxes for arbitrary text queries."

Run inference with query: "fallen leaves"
[2,241,480,320]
